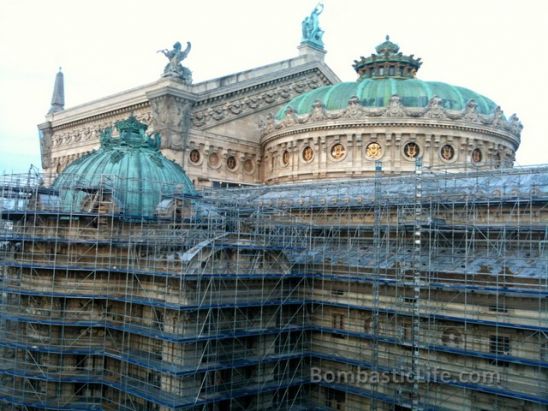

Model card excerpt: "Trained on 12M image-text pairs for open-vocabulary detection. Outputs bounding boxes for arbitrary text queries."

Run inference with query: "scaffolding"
[0,165,547,410]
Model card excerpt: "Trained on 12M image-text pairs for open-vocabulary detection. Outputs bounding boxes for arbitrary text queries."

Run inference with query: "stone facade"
[262,96,521,183]
[38,48,339,187]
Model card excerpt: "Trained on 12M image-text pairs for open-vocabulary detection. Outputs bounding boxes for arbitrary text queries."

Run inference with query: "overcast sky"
[0,0,547,173]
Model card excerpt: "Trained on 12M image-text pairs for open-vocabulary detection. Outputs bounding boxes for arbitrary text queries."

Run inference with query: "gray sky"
[1,0,547,173]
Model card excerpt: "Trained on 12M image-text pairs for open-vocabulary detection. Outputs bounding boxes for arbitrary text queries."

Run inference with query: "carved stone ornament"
[310,100,327,121]
[384,95,406,117]
[243,159,254,173]
[189,149,201,164]
[282,150,290,166]
[404,142,420,159]
[302,146,314,162]
[282,107,299,127]
[471,148,482,163]
[342,96,364,119]
[462,99,480,123]
[423,96,448,120]
[365,142,382,159]
[330,143,346,160]
[208,152,220,168]
[226,156,237,170]
[440,144,455,161]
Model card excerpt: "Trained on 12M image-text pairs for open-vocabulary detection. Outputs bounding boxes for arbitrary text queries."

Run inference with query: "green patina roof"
[276,77,498,120]
[53,115,196,217]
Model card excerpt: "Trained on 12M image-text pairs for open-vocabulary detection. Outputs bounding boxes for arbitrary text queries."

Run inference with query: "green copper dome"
[277,37,498,119]
[276,78,498,120]
[53,115,196,217]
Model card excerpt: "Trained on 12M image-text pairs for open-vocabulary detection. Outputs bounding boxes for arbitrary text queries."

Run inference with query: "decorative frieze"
[191,71,329,129]
[261,95,523,142]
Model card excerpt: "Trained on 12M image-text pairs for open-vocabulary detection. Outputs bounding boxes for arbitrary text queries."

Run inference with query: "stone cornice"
[193,62,338,106]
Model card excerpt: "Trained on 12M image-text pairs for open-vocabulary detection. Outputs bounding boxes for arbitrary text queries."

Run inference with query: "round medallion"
[302,146,314,162]
[365,142,382,159]
[330,143,346,160]
[189,149,201,164]
[208,153,220,168]
[243,159,254,173]
[282,150,290,166]
[227,156,237,170]
[471,148,482,164]
[440,144,455,161]
[403,142,420,159]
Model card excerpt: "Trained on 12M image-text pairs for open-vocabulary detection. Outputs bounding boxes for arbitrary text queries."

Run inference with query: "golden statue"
[366,142,382,159]
[331,144,345,159]
[303,146,314,161]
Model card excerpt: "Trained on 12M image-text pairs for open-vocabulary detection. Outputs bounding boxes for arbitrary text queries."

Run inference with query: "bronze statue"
[301,3,325,49]
[159,41,193,84]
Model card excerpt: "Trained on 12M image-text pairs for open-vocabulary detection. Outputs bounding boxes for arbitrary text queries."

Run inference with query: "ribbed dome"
[53,115,196,217]
[276,78,498,120]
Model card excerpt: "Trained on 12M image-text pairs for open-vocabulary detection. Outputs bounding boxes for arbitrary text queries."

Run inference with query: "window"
[489,335,510,366]
[332,314,344,330]
[488,304,508,313]
[331,289,345,296]
[325,389,345,410]
[332,313,345,339]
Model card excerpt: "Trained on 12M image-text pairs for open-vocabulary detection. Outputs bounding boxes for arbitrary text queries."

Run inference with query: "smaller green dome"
[53,116,196,217]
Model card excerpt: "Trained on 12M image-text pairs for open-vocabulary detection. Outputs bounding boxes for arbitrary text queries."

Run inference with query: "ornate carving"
[330,143,346,160]
[423,96,448,120]
[149,95,192,150]
[309,100,327,121]
[208,152,220,168]
[384,95,406,117]
[365,142,382,159]
[302,146,314,162]
[228,101,243,115]
[189,149,201,164]
[507,114,523,135]
[404,142,419,159]
[471,148,482,163]
[342,96,364,119]
[226,156,237,170]
[245,95,260,109]
[262,90,277,104]
[192,111,207,127]
[462,99,481,123]
[243,159,254,173]
[440,144,455,161]
[489,106,505,128]
[282,150,290,166]
[282,107,298,127]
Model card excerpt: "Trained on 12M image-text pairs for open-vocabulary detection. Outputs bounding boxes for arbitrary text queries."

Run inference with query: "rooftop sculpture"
[301,3,325,50]
[159,41,193,84]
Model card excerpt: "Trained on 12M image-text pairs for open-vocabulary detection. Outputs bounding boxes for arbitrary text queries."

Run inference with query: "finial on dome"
[353,36,422,80]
